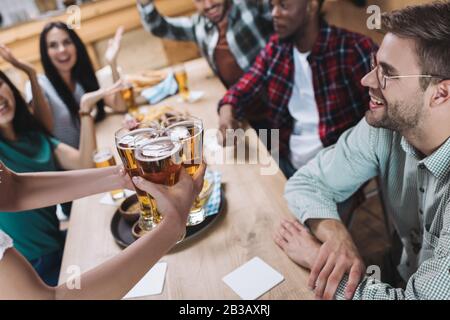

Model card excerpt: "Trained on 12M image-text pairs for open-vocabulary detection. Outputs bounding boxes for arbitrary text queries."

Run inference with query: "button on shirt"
[285,118,450,299]
[288,48,323,169]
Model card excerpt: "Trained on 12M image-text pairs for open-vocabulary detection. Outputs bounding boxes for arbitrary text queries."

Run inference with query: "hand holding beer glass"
[164,116,211,226]
[115,127,162,237]
[134,138,183,236]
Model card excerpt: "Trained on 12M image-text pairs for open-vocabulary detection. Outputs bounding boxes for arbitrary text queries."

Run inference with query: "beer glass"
[115,127,161,232]
[93,148,125,200]
[164,116,208,226]
[173,64,190,102]
[134,137,183,234]
[121,82,138,115]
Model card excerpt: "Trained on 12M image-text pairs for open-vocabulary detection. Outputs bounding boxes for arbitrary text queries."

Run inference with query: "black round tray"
[111,190,225,249]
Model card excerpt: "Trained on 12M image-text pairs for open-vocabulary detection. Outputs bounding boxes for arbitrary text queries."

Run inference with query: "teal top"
[0,131,65,261]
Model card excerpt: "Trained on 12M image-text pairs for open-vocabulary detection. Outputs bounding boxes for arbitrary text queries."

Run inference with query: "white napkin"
[222,257,284,300]
[123,262,167,299]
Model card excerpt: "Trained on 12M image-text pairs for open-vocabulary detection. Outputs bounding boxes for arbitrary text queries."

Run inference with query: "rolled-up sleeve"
[137,0,196,42]
[284,119,380,224]
[335,202,450,300]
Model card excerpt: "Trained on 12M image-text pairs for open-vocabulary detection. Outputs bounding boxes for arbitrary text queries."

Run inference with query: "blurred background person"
[136,0,273,131]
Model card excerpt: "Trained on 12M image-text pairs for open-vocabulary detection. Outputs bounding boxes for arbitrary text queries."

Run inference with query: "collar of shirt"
[309,19,333,61]
[401,136,450,180]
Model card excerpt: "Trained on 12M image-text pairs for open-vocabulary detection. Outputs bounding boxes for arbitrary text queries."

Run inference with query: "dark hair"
[381,1,450,90]
[39,22,106,124]
[0,70,48,138]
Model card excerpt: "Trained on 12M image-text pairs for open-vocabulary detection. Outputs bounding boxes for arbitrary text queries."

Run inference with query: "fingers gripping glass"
[370,52,445,90]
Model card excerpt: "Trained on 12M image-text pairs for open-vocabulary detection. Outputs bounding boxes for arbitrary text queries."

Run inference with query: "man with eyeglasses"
[275,1,450,300]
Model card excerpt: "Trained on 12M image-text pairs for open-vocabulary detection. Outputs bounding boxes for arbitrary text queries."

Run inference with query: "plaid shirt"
[286,119,450,299]
[137,0,273,73]
[218,20,377,157]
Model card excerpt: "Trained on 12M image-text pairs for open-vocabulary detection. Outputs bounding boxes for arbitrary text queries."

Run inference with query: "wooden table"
[59,58,314,300]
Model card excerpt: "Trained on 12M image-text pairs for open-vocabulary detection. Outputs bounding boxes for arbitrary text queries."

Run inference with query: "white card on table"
[123,262,167,299]
[222,257,284,300]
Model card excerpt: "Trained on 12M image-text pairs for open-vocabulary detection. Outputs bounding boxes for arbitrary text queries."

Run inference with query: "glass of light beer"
[164,116,208,226]
[93,148,125,200]
[134,137,183,234]
[121,82,138,115]
[173,64,190,102]
[115,127,161,234]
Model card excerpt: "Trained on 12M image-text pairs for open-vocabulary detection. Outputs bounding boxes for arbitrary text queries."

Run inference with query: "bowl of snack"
[119,194,141,224]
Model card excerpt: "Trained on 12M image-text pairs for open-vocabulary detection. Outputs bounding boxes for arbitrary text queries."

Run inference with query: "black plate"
[111,189,225,249]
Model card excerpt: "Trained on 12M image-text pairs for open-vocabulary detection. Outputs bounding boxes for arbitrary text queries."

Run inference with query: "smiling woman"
[22,22,127,150]
[0,66,126,286]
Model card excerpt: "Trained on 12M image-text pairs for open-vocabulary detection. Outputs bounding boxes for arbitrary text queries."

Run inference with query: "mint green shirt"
[0,132,65,261]
[285,118,450,299]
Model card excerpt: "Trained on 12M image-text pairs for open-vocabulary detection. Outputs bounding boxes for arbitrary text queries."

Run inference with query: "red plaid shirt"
[219,20,377,157]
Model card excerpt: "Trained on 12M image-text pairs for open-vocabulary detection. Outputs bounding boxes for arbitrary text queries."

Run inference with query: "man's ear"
[431,80,450,106]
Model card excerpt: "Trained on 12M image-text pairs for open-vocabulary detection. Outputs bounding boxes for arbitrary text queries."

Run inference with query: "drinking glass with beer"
[115,127,161,236]
[93,148,125,200]
[134,137,183,235]
[121,82,138,115]
[164,116,210,226]
[173,64,190,102]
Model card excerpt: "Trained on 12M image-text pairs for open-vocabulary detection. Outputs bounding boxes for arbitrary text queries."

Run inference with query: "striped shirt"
[137,0,273,74]
[285,118,450,299]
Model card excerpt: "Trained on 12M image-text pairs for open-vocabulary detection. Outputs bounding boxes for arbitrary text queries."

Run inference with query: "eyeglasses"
[370,52,445,90]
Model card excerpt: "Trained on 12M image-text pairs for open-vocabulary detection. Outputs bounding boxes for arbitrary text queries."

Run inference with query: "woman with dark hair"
[0,63,122,286]
[24,22,126,149]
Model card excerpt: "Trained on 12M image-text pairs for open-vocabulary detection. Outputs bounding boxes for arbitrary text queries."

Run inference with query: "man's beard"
[366,96,424,132]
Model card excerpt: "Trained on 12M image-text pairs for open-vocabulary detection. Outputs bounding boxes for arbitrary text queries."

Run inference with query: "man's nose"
[272,6,280,18]
[361,68,380,90]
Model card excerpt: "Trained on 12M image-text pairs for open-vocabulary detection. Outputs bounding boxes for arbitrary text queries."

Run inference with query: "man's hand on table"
[217,104,242,147]
[307,219,365,300]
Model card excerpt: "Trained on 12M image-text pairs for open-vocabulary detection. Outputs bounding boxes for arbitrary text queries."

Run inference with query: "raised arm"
[0,44,53,132]
[53,81,126,170]
[103,27,127,113]
[136,0,197,42]
[0,164,206,299]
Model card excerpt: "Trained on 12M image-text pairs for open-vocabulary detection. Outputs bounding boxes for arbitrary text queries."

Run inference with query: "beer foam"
[118,128,159,149]
[135,138,181,162]
[119,135,135,147]
[169,126,191,141]
[94,151,112,163]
